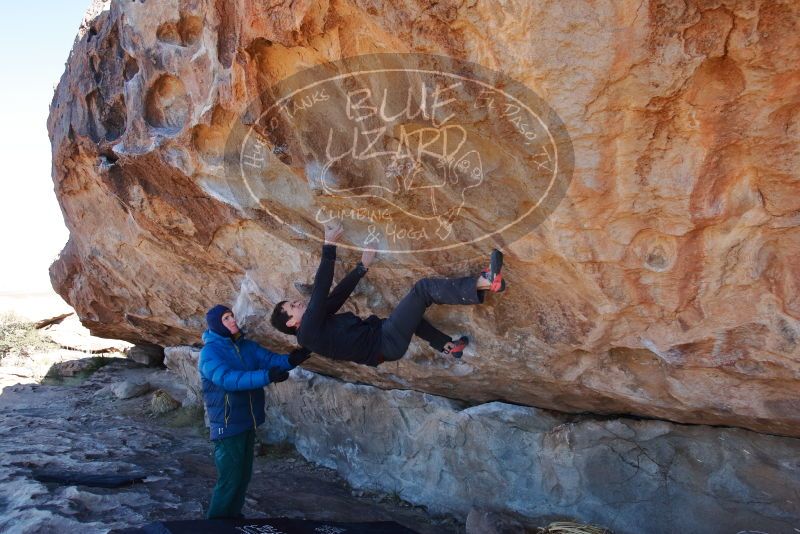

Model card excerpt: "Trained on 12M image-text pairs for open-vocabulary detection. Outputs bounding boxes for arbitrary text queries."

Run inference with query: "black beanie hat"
[206,305,233,338]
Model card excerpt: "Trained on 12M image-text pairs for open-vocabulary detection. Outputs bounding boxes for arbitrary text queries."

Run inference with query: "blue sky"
[0,1,90,293]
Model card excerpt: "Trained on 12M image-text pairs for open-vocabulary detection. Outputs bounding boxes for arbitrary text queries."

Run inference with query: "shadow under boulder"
[126,344,165,367]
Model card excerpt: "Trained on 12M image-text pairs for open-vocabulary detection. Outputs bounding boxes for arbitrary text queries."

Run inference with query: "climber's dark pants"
[380,276,484,361]
[207,429,255,519]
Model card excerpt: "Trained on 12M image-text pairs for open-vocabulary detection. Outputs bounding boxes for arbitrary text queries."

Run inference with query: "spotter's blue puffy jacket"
[199,329,293,441]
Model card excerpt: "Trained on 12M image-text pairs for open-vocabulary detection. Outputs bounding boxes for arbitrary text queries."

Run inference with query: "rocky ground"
[0,355,462,534]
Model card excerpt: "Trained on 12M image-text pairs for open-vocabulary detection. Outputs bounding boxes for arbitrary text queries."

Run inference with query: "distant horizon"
[0,290,64,297]
[0,1,90,294]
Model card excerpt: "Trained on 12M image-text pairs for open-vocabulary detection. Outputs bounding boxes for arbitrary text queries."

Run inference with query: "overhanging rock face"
[50,0,800,437]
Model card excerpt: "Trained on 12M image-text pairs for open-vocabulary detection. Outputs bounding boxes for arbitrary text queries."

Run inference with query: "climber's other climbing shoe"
[443,336,469,358]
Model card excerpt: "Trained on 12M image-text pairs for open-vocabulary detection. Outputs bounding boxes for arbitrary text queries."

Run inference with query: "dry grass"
[0,312,57,360]
[150,389,181,414]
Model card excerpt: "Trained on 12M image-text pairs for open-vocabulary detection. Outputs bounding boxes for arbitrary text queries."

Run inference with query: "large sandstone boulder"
[49,0,800,437]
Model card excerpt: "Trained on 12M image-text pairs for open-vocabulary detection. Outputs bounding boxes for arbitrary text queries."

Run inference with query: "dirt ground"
[0,356,462,534]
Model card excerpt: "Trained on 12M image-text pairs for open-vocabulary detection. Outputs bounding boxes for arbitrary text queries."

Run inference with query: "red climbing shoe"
[443,336,469,358]
[481,249,505,293]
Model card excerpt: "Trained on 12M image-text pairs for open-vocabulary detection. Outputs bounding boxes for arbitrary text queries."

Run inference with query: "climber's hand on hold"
[324,221,344,245]
[360,248,376,269]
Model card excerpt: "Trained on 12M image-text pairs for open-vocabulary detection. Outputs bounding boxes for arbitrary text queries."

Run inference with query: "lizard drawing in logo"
[230,54,574,262]
[317,121,485,241]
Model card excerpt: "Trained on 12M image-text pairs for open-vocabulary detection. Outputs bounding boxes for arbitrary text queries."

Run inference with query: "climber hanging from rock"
[269,221,506,366]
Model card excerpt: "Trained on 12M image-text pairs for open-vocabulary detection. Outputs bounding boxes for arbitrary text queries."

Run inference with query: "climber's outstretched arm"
[325,248,375,314]
[326,263,368,314]
[302,222,344,334]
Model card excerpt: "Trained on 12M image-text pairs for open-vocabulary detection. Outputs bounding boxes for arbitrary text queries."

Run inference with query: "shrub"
[0,313,57,360]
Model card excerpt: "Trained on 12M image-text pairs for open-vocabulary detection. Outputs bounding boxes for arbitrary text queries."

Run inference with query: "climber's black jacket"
[296,244,384,366]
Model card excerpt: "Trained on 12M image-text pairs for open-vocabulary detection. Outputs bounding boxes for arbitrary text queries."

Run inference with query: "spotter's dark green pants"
[207,429,255,519]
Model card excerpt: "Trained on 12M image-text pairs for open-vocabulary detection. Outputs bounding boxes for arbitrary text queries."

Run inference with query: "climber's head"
[206,305,240,337]
[270,299,306,336]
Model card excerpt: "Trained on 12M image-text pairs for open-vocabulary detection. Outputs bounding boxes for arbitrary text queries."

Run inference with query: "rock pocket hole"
[629,230,678,273]
[191,124,225,165]
[156,22,181,45]
[99,149,119,166]
[157,14,203,46]
[177,14,203,46]
[104,95,127,141]
[144,75,190,134]
[646,247,668,271]
[86,91,127,142]
[124,55,139,81]
[90,55,101,84]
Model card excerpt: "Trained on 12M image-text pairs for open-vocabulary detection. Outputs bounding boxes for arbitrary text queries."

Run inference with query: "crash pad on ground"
[113,517,419,533]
